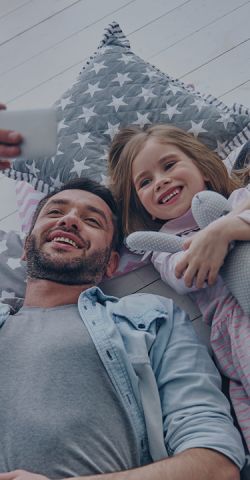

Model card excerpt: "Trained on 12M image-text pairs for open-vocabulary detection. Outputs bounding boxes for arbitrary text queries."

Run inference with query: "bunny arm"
[125,231,184,255]
[126,190,250,316]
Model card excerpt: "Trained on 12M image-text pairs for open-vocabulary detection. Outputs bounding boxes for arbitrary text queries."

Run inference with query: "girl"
[108,124,250,451]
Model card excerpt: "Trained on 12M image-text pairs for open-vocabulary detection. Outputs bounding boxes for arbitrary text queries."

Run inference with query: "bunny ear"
[125,231,184,254]
[192,191,231,229]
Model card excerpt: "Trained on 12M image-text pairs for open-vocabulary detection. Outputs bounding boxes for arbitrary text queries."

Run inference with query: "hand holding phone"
[0,108,57,164]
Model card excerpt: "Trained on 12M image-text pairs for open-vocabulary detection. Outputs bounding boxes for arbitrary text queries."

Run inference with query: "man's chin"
[25,235,111,286]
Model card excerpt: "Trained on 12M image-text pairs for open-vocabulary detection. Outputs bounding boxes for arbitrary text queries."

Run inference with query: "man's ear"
[105,250,120,278]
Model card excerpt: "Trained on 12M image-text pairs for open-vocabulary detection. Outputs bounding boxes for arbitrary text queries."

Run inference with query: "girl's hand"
[175,219,230,288]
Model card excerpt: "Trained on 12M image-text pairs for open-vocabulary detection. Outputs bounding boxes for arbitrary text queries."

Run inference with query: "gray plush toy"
[126,190,250,316]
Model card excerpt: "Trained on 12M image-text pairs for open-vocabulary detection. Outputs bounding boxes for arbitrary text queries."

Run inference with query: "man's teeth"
[161,188,180,204]
[53,236,79,248]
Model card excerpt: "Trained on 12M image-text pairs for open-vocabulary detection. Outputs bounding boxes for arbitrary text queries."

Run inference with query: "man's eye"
[47,209,62,215]
[85,217,101,227]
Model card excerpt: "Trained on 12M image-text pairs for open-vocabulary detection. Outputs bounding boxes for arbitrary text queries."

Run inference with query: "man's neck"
[23,278,94,308]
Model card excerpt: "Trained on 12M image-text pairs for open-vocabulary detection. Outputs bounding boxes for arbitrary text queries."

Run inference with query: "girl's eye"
[164,161,175,171]
[139,178,151,188]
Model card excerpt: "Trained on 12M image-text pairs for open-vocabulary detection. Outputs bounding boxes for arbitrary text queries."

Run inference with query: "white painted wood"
[0,0,133,75]
[150,2,250,81]
[0,0,78,44]
[182,40,250,99]
[0,210,21,232]
[0,0,32,20]
[1,0,189,102]
[129,0,247,59]
[220,81,250,108]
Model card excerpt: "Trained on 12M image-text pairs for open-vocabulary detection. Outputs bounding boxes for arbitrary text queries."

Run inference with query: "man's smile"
[46,229,88,250]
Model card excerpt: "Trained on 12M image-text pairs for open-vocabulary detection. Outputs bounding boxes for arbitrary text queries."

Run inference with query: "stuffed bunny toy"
[126,190,250,316]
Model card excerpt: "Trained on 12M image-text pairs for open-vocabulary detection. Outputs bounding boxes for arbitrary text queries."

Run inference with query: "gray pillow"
[0,230,26,311]
[4,21,250,192]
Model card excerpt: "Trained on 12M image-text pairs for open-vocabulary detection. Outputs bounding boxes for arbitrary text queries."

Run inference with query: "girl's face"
[132,138,207,221]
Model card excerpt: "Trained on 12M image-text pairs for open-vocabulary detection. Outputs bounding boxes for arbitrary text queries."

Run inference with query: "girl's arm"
[175,198,250,289]
[152,250,208,295]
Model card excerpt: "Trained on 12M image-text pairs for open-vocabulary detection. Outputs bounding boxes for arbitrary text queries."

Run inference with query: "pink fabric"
[152,187,250,451]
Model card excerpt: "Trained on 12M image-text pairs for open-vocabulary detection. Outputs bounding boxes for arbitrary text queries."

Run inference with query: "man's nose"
[57,211,80,230]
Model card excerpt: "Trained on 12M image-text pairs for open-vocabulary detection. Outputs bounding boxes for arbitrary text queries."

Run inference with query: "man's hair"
[29,177,123,251]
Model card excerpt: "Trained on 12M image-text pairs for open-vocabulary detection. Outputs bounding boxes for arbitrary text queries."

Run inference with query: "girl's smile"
[132,138,207,220]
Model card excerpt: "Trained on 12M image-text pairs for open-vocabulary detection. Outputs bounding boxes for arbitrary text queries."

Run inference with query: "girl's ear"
[105,251,120,278]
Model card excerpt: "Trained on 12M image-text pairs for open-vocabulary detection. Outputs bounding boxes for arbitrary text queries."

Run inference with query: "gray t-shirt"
[0,305,140,478]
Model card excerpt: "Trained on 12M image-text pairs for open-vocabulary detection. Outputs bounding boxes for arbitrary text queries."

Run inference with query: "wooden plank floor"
[0,0,249,319]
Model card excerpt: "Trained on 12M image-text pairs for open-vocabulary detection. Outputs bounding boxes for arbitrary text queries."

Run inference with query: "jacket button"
[138,323,145,329]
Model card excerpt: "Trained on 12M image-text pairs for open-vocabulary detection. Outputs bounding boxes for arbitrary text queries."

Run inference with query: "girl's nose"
[155,176,171,192]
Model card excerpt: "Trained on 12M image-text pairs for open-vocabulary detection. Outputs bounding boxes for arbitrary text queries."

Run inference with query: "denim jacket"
[0,288,245,469]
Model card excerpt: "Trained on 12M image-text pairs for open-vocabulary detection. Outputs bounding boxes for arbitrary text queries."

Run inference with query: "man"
[0,176,245,480]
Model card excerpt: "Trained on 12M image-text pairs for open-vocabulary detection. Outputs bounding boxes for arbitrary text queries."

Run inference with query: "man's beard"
[25,234,112,286]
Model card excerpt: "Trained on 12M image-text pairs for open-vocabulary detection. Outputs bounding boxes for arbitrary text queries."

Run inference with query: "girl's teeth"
[162,188,179,203]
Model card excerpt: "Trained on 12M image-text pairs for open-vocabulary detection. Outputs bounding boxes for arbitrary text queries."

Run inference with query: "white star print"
[138,87,156,102]
[57,119,69,132]
[92,61,107,74]
[73,133,92,149]
[50,174,64,189]
[188,120,207,137]
[216,113,233,130]
[79,106,97,123]
[0,290,15,299]
[26,161,40,176]
[108,95,127,112]
[190,98,205,112]
[0,239,7,254]
[70,158,90,177]
[161,103,182,120]
[133,112,151,128]
[104,122,120,140]
[84,82,102,98]
[7,258,21,270]
[120,54,135,65]
[167,84,182,96]
[60,97,73,110]
[112,72,132,87]
[215,140,228,155]
[143,68,159,80]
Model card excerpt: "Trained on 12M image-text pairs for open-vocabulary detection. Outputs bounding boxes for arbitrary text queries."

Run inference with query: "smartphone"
[0,108,57,160]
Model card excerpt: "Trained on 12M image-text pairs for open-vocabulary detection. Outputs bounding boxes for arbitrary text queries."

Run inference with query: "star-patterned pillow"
[0,230,26,309]
[3,21,250,192]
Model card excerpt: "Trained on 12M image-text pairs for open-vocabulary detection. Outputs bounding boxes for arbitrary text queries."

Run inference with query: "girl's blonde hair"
[108,124,248,235]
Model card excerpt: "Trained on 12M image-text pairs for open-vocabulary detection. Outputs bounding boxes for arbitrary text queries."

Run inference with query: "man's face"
[23,189,119,285]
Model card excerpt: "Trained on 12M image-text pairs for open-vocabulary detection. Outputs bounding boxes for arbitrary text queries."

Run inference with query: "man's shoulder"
[113,292,174,318]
